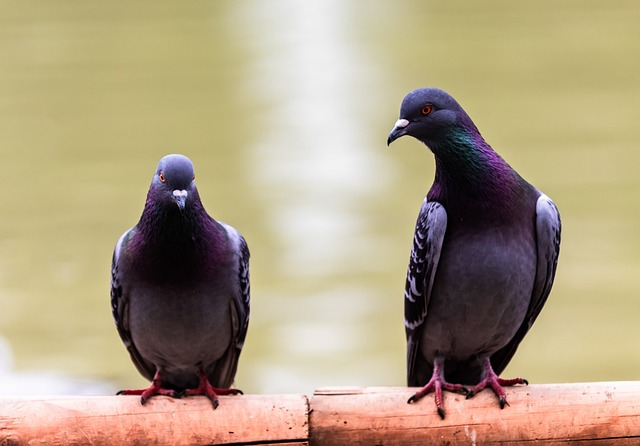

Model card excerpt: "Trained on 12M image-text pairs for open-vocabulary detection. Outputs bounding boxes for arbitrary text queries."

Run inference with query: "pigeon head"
[387,88,478,148]
[388,88,529,218]
[151,154,197,212]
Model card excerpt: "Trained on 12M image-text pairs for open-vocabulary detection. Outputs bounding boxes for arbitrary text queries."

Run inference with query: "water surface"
[1,1,639,395]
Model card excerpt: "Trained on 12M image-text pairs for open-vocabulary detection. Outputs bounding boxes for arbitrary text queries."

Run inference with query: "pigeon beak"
[173,190,188,211]
[387,119,410,146]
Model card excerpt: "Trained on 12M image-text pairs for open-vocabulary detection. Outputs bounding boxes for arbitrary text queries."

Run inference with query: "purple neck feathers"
[130,188,227,280]
[426,124,533,224]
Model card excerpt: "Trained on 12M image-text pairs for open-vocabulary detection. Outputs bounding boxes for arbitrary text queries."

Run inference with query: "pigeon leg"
[466,357,528,408]
[182,368,243,409]
[407,356,468,419]
[117,368,180,404]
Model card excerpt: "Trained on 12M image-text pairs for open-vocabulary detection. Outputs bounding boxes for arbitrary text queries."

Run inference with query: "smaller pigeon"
[387,88,560,419]
[111,154,250,409]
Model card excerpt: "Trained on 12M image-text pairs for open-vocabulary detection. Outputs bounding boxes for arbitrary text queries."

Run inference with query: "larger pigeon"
[387,88,560,419]
[110,154,250,409]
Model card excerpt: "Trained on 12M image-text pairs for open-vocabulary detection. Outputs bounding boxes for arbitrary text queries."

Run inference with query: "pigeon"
[387,88,560,419]
[110,154,250,409]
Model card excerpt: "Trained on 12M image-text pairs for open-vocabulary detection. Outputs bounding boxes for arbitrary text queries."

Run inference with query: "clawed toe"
[140,389,180,405]
[180,368,243,409]
[407,358,469,419]
[465,358,527,409]
[117,383,181,405]
[216,387,243,396]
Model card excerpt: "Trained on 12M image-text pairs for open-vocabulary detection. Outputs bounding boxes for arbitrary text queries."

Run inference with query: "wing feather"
[490,193,561,374]
[210,223,250,388]
[110,227,156,381]
[405,200,447,385]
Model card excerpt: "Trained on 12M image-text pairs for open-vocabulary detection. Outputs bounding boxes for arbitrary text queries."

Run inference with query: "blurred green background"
[0,1,639,395]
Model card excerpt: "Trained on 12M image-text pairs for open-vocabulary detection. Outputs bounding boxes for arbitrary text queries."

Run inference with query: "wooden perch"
[1,382,640,445]
[0,393,309,446]
[310,382,640,445]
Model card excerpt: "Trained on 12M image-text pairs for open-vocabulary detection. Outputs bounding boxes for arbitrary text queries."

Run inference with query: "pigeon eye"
[421,105,433,116]
[159,172,166,183]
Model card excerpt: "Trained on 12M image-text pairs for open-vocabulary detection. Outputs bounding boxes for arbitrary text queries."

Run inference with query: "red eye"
[421,105,433,115]
[159,172,166,183]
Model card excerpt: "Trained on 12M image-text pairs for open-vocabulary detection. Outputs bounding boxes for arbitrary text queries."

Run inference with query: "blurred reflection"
[232,1,399,392]
[0,1,639,396]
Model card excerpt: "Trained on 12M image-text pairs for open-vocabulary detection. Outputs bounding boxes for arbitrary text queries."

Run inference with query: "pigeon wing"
[110,227,156,382]
[490,193,561,374]
[405,200,447,386]
[208,223,251,388]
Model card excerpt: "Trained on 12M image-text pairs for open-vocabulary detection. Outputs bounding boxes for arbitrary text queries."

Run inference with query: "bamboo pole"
[2,383,640,445]
[309,382,640,445]
[0,393,309,446]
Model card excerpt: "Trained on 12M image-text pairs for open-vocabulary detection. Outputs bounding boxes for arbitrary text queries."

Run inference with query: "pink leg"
[182,368,243,409]
[466,358,528,408]
[408,357,468,419]
[117,369,180,405]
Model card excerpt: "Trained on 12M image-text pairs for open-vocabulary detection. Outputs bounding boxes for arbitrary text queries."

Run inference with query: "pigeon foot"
[116,369,180,405]
[407,357,468,419]
[466,358,528,408]
[182,368,243,409]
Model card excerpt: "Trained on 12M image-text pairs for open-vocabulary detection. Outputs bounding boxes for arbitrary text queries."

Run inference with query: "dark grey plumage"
[388,88,560,419]
[110,154,250,408]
